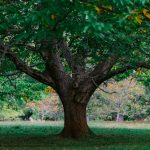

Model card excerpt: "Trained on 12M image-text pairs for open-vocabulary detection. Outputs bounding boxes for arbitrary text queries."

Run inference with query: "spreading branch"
[0,44,55,86]
[105,62,150,80]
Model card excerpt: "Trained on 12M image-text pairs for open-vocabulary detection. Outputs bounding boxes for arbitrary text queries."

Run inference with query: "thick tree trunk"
[61,100,92,138]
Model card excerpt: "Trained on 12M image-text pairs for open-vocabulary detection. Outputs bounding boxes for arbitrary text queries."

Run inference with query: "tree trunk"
[61,100,92,138]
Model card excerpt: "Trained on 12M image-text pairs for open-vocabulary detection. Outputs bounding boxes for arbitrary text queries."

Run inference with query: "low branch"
[105,62,150,80]
[0,63,43,77]
[0,44,55,86]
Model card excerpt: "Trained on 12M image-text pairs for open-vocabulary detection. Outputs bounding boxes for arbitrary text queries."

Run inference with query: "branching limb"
[38,39,73,97]
[89,55,118,83]
[91,77,117,94]
[105,62,150,81]
[0,43,55,86]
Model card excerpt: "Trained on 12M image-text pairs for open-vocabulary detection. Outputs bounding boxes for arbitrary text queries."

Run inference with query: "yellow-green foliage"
[0,109,22,121]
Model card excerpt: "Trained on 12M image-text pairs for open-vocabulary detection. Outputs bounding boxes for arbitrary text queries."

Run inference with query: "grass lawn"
[0,121,150,150]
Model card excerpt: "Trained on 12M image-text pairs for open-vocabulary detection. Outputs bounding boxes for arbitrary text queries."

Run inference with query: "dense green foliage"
[0,74,49,120]
[0,75,47,116]
[0,75,47,102]
[0,0,150,76]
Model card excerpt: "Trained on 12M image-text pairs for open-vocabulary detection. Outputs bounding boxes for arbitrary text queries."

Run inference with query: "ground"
[0,121,150,150]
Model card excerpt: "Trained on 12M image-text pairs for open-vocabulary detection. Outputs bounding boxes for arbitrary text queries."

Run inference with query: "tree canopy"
[0,0,150,81]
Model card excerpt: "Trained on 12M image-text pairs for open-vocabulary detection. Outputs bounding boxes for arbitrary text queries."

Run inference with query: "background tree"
[87,77,146,121]
[0,0,150,138]
[0,74,48,120]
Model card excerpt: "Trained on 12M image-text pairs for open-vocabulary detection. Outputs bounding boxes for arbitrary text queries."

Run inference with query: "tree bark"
[61,99,92,138]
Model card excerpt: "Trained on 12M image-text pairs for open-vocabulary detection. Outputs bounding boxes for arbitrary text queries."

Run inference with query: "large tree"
[0,0,150,138]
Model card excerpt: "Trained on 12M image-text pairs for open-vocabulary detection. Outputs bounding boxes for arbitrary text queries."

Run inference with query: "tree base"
[60,126,94,139]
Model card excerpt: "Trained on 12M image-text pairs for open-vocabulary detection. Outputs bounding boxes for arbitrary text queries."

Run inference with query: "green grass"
[0,121,150,150]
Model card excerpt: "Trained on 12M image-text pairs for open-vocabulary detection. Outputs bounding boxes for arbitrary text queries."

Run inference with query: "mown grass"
[0,121,150,150]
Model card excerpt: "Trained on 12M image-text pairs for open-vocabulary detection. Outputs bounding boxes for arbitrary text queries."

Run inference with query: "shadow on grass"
[0,125,150,149]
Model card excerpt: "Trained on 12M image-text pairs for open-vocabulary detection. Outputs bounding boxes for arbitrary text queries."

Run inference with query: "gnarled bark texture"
[61,101,92,138]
